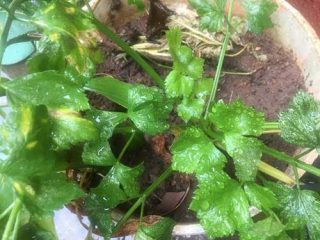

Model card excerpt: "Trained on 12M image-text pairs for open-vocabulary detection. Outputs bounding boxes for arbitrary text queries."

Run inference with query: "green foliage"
[82,110,127,166]
[210,100,265,181]
[90,162,143,208]
[171,127,226,174]
[50,109,98,150]
[188,0,227,32]
[24,173,84,214]
[86,77,172,135]
[128,0,145,11]
[210,100,265,136]
[242,0,278,34]
[279,91,320,151]
[244,182,279,211]
[268,183,320,240]
[225,134,262,182]
[85,194,113,238]
[2,71,90,111]
[128,84,172,135]
[165,28,210,122]
[31,0,101,76]
[190,175,252,238]
[135,218,175,240]
[239,217,286,240]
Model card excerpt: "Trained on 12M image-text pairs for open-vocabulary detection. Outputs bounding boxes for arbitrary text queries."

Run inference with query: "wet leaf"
[171,127,226,174]
[190,176,252,238]
[32,0,100,75]
[128,85,172,135]
[177,97,204,122]
[210,100,265,136]
[135,217,175,240]
[165,70,194,98]
[91,162,144,208]
[244,182,279,211]
[239,217,286,240]
[85,194,113,238]
[267,183,320,240]
[279,91,320,150]
[82,110,128,166]
[2,71,90,111]
[225,134,262,182]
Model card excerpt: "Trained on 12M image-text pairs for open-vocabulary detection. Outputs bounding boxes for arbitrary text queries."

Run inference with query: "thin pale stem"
[0,203,14,220]
[204,0,234,119]
[258,161,295,185]
[1,198,22,240]
[117,131,136,162]
[295,148,314,159]
[262,145,320,177]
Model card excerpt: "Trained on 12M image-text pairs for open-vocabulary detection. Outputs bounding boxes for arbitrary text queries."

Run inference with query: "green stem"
[295,148,314,159]
[204,0,234,118]
[263,122,279,130]
[258,161,294,185]
[91,18,164,88]
[262,145,320,177]
[117,131,136,162]
[0,0,24,66]
[1,198,22,240]
[113,166,173,233]
[11,209,21,240]
[0,203,14,220]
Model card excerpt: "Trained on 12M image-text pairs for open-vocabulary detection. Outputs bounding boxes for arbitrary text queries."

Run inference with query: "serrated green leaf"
[242,0,277,34]
[82,110,128,166]
[210,100,265,136]
[267,182,320,240]
[244,182,279,210]
[128,85,172,135]
[279,91,320,149]
[189,0,226,32]
[190,177,251,238]
[239,217,285,240]
[177,97,205,122]
[128,0,145,11]
[135,217,175,240]
[49,109,98,150]
[165,70,194,98]
[194,78,213,99]
[2,71,90,111]
[91,162,144,208]
[171,127,226,174]
[85,194,113,238]
[225,135,262,182]
[166,28,182,56]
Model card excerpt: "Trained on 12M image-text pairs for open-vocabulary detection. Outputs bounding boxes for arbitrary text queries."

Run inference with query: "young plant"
[0,0,320,240]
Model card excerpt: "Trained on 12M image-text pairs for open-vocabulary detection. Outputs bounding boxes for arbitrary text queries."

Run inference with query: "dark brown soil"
[90,9,305,224]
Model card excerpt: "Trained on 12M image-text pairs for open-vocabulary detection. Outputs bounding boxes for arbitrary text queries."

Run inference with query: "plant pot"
[86,0,320,238]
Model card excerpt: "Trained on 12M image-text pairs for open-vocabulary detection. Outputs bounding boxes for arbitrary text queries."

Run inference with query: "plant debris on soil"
[88,1,305,223]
